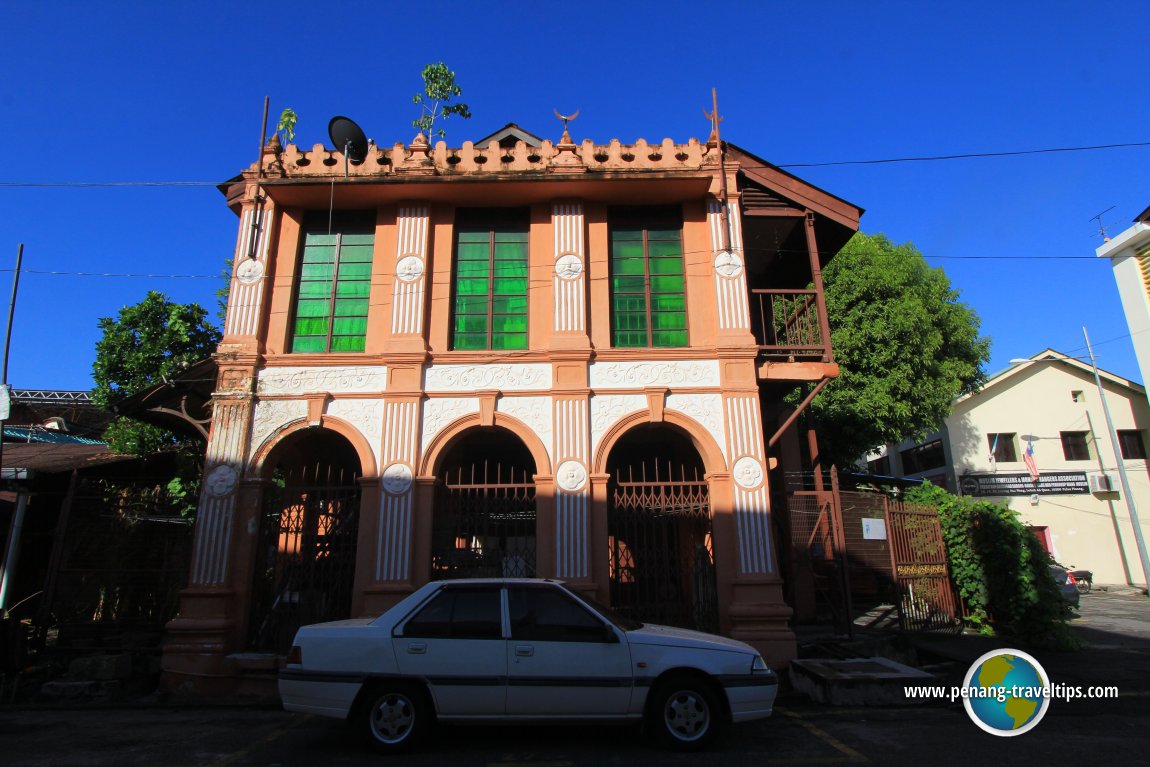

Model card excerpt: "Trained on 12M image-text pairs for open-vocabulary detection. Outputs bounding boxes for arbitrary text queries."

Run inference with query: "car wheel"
[357,684,430,753]
[648,675,722,751]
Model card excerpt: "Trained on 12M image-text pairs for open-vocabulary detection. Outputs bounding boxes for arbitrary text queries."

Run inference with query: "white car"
[279,578,778,752]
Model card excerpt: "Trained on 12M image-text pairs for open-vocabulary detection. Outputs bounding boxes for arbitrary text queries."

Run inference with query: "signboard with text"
[959,472,1089,497]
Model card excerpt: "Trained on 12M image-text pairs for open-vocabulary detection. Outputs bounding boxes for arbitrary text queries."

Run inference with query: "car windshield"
[567,588,644,632]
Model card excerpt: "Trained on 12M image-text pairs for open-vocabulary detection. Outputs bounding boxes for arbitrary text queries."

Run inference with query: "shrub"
[905,482,1078,650]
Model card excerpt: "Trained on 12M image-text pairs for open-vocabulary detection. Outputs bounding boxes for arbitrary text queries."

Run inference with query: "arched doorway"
[606,425,718,632]
[431,427,537,580]
[248,429,362,652]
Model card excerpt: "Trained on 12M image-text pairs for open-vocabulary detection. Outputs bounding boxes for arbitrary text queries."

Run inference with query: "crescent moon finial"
[553,108,580,145]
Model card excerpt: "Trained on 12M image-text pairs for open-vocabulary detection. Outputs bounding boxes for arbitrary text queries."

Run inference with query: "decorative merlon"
[253,137,718,180]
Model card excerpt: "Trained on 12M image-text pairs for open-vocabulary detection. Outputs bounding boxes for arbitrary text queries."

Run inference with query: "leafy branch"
[411,62,471,140]
[276,107,298,144]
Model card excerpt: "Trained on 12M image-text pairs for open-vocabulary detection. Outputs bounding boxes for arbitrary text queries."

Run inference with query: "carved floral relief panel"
[255,366,387,395]
[249,399,309,458]
[423,364,551,392]
[326,399,384,465]
[496,396,553,463]
[589,394,646,457]
[420,397,480,454]
[589,360,720,389]
[666,393,728,462]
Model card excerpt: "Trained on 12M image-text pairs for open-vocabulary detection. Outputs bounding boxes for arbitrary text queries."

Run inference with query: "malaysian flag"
[1023,439,1040,482]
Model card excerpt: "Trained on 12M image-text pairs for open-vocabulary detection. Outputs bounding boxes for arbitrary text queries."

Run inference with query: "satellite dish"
[328,116,369,165]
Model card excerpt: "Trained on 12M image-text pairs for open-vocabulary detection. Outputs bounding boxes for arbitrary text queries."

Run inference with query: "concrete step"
[789,656,938,706]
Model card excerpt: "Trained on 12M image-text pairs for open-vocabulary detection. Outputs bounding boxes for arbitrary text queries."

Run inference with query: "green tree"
[812,232,990,462]
[92,291,221,456]
[411,62,472,140]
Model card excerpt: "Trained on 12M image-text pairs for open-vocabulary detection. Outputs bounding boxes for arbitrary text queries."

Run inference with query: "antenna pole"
[708,88,733,253]
[258,96,270,181]
[1090,206,1115,242]
[248,98,270,261]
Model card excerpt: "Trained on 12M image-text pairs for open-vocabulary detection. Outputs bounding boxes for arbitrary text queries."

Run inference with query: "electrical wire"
[0,241,1113,280]
[0,139,1147,187]
[774,140,1150,168]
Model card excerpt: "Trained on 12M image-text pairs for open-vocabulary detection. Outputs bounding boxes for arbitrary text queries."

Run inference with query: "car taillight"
[286,645,302,665]
[1066,572,1077,585]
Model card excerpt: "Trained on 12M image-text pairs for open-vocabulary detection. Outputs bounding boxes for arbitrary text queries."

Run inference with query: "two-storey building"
[162,122,861,695]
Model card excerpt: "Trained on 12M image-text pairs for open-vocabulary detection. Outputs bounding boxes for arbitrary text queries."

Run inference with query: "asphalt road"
[4,590,1149,767]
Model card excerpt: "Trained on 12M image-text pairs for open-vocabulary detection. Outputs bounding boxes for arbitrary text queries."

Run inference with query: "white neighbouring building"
[1098,205,1150,403]
[869,350,1150,588]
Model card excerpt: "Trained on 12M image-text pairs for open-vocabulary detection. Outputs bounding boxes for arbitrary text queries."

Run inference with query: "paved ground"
[3,590,1149,766]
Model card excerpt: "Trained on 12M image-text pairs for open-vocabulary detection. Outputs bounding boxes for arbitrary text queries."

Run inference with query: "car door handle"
[407,643,427,654]
[514,645,534,657]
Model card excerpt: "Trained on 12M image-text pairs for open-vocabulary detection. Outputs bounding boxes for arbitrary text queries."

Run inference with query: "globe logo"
[963,649,1050,736]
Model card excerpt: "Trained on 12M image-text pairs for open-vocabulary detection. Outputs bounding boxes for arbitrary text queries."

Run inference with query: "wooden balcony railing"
[750,289,831,362]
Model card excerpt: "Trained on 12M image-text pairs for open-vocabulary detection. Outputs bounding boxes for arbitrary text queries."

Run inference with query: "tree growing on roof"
[811,232,990,462]
[411,62,472,140]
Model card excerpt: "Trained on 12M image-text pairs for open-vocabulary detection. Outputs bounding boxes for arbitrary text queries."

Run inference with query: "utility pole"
[1084,326,1150,594]
[0,243,25,615]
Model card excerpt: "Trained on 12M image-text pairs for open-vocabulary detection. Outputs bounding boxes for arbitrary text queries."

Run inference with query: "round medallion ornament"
[382,463,414,495]
[556,460,588,493]
[555,253,583,281]
[236,259,265,284]
[395,255,424,283]
[713,249,744,278]
[205,465,239,497]
[733,456,764,489]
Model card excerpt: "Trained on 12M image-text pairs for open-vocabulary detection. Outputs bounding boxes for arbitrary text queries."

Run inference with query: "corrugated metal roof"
[2,426,106,445]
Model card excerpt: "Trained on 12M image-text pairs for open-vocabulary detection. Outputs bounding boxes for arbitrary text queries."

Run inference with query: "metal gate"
[431,462,537,580]
[608,463,717,633]
[248,470,360,653]
[886,503,960,632]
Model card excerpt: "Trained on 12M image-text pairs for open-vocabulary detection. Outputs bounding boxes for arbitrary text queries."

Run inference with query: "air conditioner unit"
[1090,474,1114,493]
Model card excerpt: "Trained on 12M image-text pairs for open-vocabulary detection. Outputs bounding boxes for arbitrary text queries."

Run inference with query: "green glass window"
[609,209,687,347]
[452,209,530,350]
[290,214,375,353]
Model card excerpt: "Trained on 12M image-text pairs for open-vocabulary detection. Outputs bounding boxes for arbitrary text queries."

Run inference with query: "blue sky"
[2,1,1148,391]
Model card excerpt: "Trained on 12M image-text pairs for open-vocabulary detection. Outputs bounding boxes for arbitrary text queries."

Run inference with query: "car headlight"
[751,655,771,674]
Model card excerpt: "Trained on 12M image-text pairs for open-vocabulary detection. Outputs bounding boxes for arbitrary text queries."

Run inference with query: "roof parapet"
[248,137,719,180]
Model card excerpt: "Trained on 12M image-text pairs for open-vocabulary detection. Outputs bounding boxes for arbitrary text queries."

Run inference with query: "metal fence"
[39,476,193,651]
[783,469,959,634]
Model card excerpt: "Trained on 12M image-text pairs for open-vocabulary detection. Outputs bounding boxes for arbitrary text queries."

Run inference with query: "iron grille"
[248,480,360,653]
[432,462,537,580]
[608,463,717,633]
